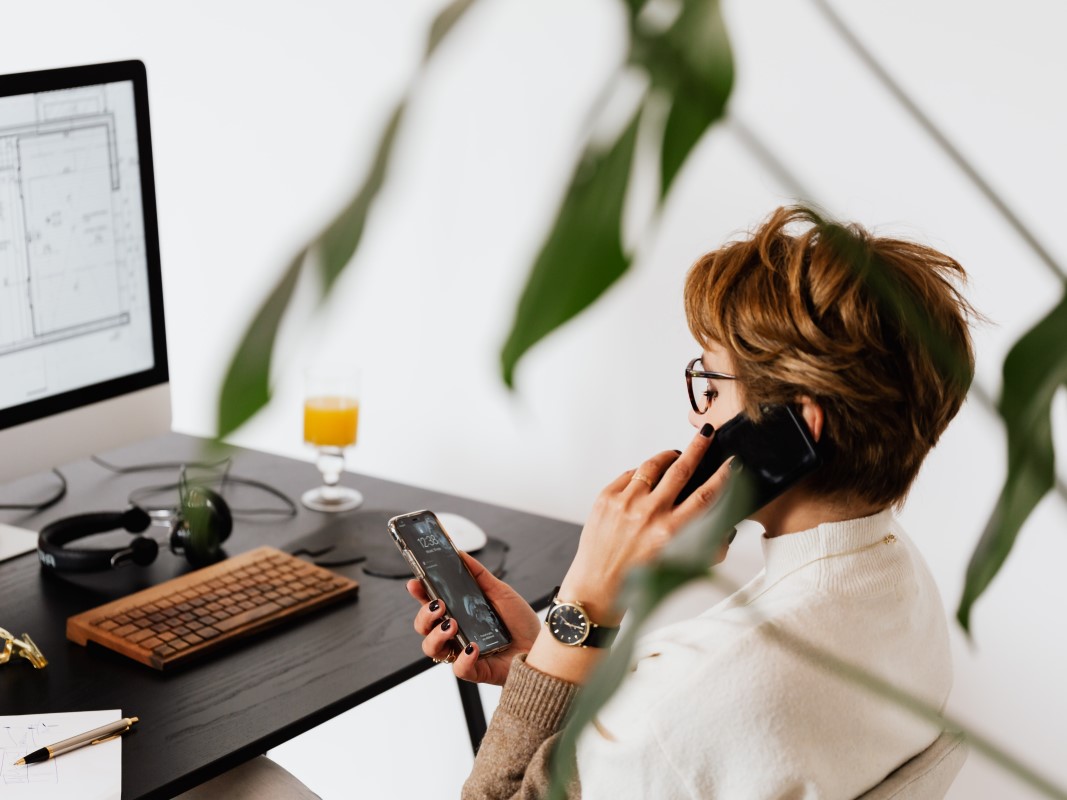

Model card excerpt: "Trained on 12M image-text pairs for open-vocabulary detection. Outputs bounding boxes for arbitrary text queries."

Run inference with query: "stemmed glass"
[301,368,363,512]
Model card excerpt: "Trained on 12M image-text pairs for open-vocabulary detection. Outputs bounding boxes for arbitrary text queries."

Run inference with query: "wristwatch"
[545,586,620,649]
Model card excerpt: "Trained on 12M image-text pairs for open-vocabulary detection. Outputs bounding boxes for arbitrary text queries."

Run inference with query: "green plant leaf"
[338,0,478,286]
[428,0,477,54]
[216,250,305,439]
[216,0,478,438]
[499,0,734,388]
[216,104,403,439]
[315,105,404,293]
[659,71,730,199]
[958,287,1067,632]
[630,0,734,197]
[500,111,641,388]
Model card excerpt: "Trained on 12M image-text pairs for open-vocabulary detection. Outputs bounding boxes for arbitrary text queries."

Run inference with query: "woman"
[410,206,975,799]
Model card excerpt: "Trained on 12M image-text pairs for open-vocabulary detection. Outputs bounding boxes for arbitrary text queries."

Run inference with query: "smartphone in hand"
[388,510,512,658]
[674,404,822,509]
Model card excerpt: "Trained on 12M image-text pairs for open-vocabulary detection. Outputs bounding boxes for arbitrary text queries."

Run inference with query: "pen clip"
[91,718,135,745]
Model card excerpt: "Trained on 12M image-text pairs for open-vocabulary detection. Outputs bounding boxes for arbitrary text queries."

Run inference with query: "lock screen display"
[395,514,510,653]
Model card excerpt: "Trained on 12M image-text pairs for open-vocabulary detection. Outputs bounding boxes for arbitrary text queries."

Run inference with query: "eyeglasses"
[685,357,738,414]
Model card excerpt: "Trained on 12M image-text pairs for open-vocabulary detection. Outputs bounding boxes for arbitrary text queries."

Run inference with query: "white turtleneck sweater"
[575,509,952,799]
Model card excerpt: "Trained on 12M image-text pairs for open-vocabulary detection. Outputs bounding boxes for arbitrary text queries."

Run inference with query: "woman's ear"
[796,396,824,442]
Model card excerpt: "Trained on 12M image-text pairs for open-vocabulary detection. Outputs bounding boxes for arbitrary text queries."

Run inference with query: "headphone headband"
[37,491,231,573]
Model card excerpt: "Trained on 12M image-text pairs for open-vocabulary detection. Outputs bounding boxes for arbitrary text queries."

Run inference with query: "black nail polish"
[700,423,714,437]
[429,600,440,613]
[465,643,475,655]
[672,449,683,455]
[441,619,451,632]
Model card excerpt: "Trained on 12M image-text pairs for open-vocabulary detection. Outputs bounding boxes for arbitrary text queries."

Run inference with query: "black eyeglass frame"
[685,357,739,414]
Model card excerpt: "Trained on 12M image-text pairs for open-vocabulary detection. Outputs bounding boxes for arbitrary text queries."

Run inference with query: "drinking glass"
[301,368,363,512]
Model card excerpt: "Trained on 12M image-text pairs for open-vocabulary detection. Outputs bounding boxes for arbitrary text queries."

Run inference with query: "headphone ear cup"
[203,488,233,543]
[171,487,232,567]
[121,506,152,533]
[128,535,159,566]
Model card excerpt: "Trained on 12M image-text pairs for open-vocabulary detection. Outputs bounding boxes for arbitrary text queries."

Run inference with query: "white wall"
[5,1,1066,797]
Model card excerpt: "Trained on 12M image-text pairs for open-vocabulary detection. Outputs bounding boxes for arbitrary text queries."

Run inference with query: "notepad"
[0,524,38,563]
[0,709,122,800]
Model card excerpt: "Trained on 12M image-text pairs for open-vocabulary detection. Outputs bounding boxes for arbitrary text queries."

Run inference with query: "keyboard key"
[214,601,283,633]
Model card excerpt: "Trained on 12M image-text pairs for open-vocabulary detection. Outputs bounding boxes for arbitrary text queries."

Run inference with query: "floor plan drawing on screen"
[0,79,155,411]
[0,86,136,356]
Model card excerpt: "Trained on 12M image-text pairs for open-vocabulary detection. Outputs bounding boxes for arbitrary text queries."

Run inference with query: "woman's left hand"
[558,424,733,626]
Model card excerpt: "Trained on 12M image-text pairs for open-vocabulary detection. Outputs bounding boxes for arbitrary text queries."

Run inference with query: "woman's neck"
[754,490,885,538]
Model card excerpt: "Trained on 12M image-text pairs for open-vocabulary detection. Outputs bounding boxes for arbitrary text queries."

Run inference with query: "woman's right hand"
[408,551,543,686]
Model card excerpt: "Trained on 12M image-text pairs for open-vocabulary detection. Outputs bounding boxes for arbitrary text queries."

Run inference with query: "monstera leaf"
[958,286,1067,632]
[216,105,407,439]
[216,0,470,439]
[218,0,734,432]
[499,113,640,388]
[500,0,734,386]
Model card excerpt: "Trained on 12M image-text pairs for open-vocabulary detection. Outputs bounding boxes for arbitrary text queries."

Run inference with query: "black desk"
[0,433,580,799]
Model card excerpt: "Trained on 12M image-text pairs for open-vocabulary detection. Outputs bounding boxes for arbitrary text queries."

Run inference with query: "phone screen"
[391,512,511,654]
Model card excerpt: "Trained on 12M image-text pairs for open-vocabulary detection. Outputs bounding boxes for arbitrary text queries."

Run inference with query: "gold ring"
[631,472,654,489]
[433,651,457,665]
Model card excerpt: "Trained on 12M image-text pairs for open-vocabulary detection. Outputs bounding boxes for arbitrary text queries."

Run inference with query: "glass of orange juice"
[301,368,363,512]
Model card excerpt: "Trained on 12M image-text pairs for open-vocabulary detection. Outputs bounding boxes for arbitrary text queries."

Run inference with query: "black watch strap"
[583,623,619,649]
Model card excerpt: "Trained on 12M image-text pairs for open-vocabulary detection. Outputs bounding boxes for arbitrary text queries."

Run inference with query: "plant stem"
[808,0,1065,283]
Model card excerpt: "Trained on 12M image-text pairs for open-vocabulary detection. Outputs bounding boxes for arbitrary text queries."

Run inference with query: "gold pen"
[13,716,139,766]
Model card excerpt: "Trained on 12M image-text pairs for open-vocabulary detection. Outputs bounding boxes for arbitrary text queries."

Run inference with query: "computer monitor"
[0,61,170,485]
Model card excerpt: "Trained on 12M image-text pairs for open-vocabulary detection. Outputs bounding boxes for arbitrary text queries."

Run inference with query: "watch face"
[548,603,590,646]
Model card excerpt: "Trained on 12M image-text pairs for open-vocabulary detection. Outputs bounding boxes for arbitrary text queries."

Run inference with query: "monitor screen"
[0,61,167,437]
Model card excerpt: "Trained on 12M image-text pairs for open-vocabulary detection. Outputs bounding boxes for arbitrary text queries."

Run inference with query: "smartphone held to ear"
[388,510,512,658]
[674,405,822,510]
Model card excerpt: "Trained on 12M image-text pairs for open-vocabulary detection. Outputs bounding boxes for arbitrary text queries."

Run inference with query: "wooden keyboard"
[67,546,358,670]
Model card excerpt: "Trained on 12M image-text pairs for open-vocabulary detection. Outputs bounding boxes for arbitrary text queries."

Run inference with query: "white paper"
[0,524,38,563]
[0,710,122,800]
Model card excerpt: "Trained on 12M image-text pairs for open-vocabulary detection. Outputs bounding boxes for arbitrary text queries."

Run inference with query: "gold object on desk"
[0,627,48,669]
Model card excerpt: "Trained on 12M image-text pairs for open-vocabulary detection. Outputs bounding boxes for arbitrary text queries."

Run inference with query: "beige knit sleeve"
[461,655,582,800]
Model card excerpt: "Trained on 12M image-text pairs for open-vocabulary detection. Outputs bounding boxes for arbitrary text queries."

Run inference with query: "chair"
[174,756,321,800]
[856,731,968,799]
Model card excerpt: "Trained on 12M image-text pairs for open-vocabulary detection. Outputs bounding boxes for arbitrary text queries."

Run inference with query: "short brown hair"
[684,206,976,508]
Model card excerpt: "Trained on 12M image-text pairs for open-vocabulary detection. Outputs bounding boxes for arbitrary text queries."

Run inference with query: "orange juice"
[303,396,359,447]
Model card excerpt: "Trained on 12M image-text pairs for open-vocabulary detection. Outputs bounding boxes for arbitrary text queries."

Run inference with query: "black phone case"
[674,405,821,510]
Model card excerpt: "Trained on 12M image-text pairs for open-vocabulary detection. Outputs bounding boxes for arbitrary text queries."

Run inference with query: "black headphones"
[37,486,233,573]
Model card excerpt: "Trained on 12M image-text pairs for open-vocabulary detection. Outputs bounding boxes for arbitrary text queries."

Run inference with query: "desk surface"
[0,433,580,799]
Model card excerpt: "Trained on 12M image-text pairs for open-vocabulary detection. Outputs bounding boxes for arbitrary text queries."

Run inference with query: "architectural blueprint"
[0,81,155,412]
